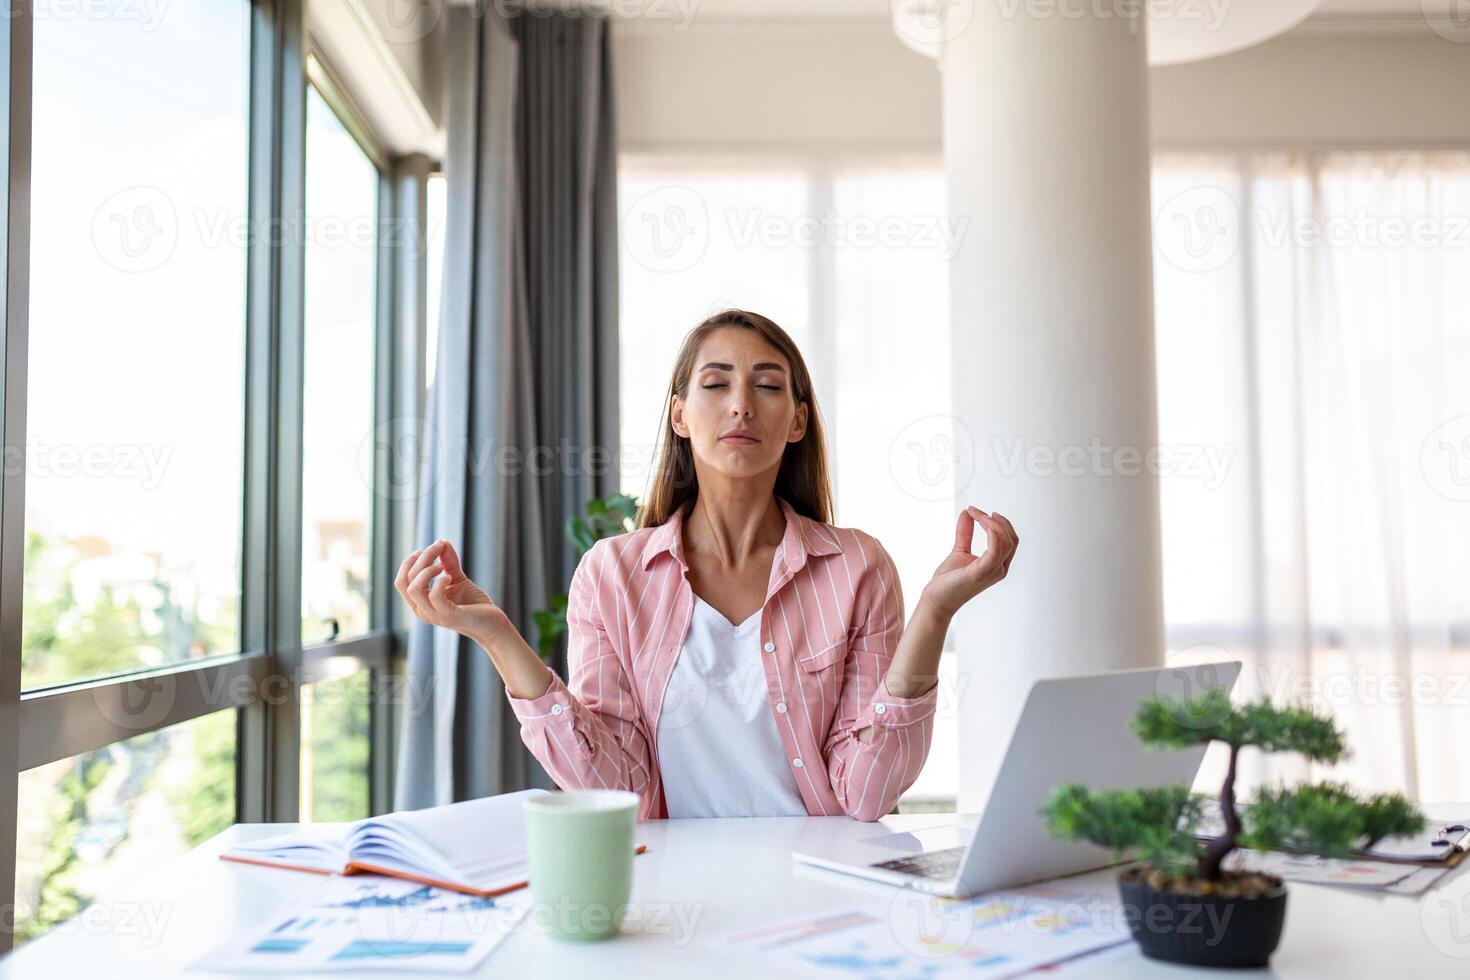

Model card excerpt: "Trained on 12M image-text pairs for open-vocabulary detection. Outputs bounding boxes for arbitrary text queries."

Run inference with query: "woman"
[395,309,1018,821]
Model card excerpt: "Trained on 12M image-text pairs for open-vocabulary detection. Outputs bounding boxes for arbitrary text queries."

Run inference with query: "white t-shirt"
[656,556,808,818]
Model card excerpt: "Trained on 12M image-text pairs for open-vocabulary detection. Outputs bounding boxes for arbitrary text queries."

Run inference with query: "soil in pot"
[1117,865,1288,969]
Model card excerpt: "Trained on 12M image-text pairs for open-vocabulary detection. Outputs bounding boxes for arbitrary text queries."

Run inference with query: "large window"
[300,84,379,648]
[296,81,384,821]
[10,2,251,945]
[13,711,237,943]
[618,152,958,809]
[22,2,250,690]
[300,670,371,822]
[2,4,427,952]
[1152,150,1470,803]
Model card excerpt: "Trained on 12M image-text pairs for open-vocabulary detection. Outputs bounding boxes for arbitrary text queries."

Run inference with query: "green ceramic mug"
[524,789,639,941]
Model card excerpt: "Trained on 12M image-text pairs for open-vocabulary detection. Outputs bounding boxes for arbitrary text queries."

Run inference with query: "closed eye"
[701,384,783,391]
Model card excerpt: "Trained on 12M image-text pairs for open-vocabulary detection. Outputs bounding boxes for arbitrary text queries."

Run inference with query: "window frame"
[0,0,436,949]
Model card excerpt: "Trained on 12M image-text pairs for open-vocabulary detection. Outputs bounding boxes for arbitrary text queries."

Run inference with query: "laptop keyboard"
[871,845,965,880]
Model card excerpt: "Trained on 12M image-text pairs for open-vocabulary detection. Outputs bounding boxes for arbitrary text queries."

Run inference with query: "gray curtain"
[396,2,621,809]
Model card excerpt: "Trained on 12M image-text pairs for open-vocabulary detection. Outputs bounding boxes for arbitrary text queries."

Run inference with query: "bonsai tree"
[1042,689,1425,886]
[532,493,640,660]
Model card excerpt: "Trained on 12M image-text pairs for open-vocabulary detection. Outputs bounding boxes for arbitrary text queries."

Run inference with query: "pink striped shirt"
[504,494,938,821]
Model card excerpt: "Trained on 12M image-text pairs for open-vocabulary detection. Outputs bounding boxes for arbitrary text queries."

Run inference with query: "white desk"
[2,812,1467,979]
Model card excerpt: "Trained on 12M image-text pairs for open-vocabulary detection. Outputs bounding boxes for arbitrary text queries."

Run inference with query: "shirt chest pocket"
[792,633,849,726]
[795,632,848,678]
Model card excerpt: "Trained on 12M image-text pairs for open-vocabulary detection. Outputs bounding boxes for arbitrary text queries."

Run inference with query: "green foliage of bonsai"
[1041,690,1425,882]
[533,493,640,660]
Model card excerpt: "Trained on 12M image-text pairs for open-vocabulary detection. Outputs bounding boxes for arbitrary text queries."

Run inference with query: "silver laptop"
[792,661,1242,897]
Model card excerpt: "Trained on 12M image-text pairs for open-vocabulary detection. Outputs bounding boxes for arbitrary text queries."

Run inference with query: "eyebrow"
[698,362,787,373]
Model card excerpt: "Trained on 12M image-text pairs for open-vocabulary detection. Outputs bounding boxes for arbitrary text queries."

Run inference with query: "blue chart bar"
[332,941,474,961]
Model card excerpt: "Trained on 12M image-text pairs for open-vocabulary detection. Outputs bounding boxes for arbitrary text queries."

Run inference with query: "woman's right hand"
[395,540,512,650]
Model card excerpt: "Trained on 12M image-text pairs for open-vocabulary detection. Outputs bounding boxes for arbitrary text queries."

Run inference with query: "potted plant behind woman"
[1041,689,1423,968]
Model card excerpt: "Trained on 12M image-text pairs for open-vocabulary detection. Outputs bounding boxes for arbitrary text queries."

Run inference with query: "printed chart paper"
[190,876,530,974]
[1224,849,1450,894]
[723,883,1130,979]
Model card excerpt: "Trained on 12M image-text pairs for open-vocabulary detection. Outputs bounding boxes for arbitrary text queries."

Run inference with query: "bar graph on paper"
[723,884,1129,979]
[191,877,530,974]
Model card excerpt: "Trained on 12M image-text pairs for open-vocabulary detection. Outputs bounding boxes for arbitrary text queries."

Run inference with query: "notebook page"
[346,788,550,887]
[222,823,351,872]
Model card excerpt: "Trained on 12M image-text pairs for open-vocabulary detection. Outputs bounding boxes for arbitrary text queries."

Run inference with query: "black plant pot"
[1117,868,1287,969]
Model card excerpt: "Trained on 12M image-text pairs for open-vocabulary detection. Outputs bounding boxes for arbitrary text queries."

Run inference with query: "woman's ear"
[788,401,808,443]
[670,394,688,438]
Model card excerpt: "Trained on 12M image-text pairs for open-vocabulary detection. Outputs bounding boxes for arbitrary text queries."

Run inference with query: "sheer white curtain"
[1152,150,1470,804]
[617,151,959,806]
[619,147,1470,810]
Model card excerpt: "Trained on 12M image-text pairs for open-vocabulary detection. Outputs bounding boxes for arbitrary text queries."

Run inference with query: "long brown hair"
[637,309,834,529]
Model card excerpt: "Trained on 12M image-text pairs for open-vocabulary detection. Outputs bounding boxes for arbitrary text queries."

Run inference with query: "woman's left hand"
[921,506,1019,617]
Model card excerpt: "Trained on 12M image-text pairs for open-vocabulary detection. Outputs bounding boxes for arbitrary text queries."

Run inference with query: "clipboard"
[1195,800,1469,868]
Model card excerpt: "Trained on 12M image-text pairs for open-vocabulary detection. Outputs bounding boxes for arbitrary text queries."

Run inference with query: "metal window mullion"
[0,0,32,954]
[382,155,432,635]
[269,0,309,826]
[240,0,277,830]
[368,169,396,816]
[300,631,390,681]
[17,655,269,772]
[242,0,308,826]
[369,154,431,815]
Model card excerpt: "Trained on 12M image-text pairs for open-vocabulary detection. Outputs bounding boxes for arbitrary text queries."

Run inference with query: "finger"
[426,570,452,615]
[980,511,1014,552]
[989,514,1018,573]
[992,512,1018,549]
[439,540,467,583]
[963,505,997,553]
[970,510,1006,554]
[970,513,1012,576]
[406,541,445,584]
[953,508,977,554]
[967,544,1004,581]
[395,549,423,595]
[396,551,428,620]
[408,560,443,603]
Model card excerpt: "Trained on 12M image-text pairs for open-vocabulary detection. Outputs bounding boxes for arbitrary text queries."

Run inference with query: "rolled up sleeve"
[823,538,938,821]
[504,540,655,802]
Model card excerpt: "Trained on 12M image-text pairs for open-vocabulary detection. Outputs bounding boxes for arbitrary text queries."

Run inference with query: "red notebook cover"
[219,844,650,897]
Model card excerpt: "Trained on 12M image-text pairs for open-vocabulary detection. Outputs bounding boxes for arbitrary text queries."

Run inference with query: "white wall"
[1151,30,1470,147]
[613,23,1470,150]
[615,24,942,150]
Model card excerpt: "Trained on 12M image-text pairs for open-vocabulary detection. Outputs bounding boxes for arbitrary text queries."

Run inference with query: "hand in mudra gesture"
[922,506,1019,617]
[395,539,511,648]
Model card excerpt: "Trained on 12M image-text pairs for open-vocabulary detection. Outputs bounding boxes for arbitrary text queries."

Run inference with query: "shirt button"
[792,758,804,769]
[550,704,565,716]
[763,641,775,652]
[776,702,788,714]
[874,703,887,715]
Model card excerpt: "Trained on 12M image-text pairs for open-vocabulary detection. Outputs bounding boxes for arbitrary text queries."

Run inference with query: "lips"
[720,430,759,444]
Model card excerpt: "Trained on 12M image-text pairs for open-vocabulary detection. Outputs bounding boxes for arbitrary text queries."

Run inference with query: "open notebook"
[220,788,647,896]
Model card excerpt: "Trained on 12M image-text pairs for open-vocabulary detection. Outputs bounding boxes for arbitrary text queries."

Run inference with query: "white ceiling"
[617,0,1432,20]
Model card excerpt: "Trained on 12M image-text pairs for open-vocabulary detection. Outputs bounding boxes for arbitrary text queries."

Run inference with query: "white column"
[940,6,1164,810]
